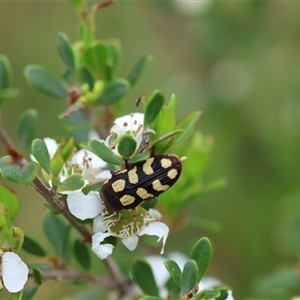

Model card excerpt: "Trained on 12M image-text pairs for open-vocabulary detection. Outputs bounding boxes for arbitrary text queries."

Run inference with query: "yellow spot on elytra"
[143,157,154,175]
[117,169,128,174]
[120,194,135,206]
[152,179,169,192]
[112,179,126,193]
[128,166,139,184]
[161,158,172,168]
[136,187,154,200]
[167,168,178,179]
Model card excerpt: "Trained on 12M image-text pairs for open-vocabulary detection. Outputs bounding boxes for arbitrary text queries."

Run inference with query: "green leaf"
[0,183,19,224]
[132,259,159,297]
[80,67,94,90]
[169,111,201,149]
[0,163,20,183]
[181,260,198,296]
[195,289,221,300]
[24,65,68,100]
[22,283,39,300]
[10,291,22,300]
[17,108,38,151]
[127,54,152,87]
[58,174,85,191]
[168,94,176,110]
[128,151,150,164]
[43,213,71,261]
[165,276,181,300]
[0,55,11,90]
[22,235,47,257]
[144,90,164,126]
[59,102,84,119]
[31,139,51,174]
[32,267,43,285]
[0,160,37,184]
[151,107,176,139]
[117,135,137,158]
[73,239,91,271]
[190,237,212,282]
[82,181,103,195]
[83,41,108,75]
[97,79,130,105]
[57,32,75,83]
[50,155,65,180]
[82,140,122,166]
[107,39,122,78]
[164,259,182,287]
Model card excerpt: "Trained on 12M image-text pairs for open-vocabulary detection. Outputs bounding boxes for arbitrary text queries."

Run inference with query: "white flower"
[91,232,114,260]
[69,149,110,183]
[65,191,103,220]
[105,112,145,155]
[91,207,169,260]
[1,252,29,293]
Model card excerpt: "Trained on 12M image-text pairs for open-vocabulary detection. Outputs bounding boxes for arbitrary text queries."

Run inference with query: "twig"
[0,121,130,295]
[29,267,116,289]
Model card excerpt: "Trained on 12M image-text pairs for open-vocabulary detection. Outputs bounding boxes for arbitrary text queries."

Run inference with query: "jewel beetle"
[100,154,182,211]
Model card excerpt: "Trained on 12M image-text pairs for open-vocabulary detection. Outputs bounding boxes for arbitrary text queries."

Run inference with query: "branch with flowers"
[0,1,232,299]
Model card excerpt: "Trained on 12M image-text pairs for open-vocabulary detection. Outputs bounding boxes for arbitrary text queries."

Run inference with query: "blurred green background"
[1,1,300,298]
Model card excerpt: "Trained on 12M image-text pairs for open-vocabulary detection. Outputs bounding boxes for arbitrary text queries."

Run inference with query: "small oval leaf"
[0,55,11,90]
[127,54,152,87]
[97,79,130,105]
[0,183,19,224]
[132,259,159,297]
[17,108,38,151]
[22,235,47,257]
[170,111,201,148]
[82,140,122,166]
[73,239,91,271]
[83,41,109,73]
[22,283,39,300]
[190,237,212,282]
[24,65,68,100]
[31,139,51,174]
[32,267,43,285]
[128,151,150,164]
[57,32,75,83]
[144,90,164,126]
[43,213,71,261]
[164,259,182,287]
[58,174,85,191]
[181,260,198,296]
[117,135,137,158]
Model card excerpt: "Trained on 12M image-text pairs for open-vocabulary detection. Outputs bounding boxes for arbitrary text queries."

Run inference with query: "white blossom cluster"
[37,113,169,260]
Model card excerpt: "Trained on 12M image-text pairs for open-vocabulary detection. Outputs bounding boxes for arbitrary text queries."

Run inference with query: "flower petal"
[2,252,29,293]
[122,236,139,251]
[43,137,58,159]
[66,191,102,220]
[72,149,107,169]
[113,113,144,133]
[96,170,112,180]
[91,232,114,259]
[93,215,107,233]
[138,221,169,254]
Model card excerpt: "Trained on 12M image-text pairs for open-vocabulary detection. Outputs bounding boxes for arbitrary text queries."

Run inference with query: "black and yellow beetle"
[100,154,182,211]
